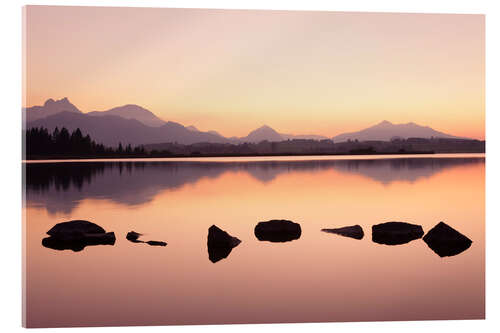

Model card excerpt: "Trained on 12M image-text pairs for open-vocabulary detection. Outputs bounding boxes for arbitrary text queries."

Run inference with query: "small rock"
[322,225,364,240]
[126,230,167,247]
[207,225,241,263]
[126,231,143,243]
[146,240,167,246]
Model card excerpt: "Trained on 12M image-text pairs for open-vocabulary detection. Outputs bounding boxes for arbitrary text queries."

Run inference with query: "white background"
[0,0,498,332]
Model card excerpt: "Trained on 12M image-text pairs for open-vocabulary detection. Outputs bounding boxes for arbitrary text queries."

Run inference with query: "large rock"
[254,219,301,243]
[47,220,106,238]
[372,221,424,245]
[423,222,472,257]
[322,225,364,240]
[207,225,241,263]
[42,220,115,252]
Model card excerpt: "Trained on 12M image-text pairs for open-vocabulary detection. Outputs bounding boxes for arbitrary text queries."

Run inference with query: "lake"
[23,154,485,327]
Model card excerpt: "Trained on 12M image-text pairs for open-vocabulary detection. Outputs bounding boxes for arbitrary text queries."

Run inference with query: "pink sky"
[24,6,484,139]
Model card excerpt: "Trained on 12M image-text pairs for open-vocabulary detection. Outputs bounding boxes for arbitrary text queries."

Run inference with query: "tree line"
[24,127,155,158]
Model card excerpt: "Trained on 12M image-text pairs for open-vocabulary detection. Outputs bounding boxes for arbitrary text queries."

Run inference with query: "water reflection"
[25,157,484,214]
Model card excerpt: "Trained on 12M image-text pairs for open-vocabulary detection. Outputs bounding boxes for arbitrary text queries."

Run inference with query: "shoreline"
[22,152,485,164]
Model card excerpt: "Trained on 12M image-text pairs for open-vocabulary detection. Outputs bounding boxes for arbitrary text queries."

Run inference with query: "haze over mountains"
[24,97,470,147]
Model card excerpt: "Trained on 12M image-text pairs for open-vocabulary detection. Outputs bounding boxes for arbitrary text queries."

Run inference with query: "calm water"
[23,154,485,327]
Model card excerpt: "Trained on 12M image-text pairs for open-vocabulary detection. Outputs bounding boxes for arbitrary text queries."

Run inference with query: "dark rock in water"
[146,240,167,246]
[321,225,364,240]
[207,225,241,263]
[372,221,424,245]
[423,222,472,257]
[254,219,301,243]
[42,230,115,252]
[126,231,167,246]
[126,231,143,243]
[47,220,106,238]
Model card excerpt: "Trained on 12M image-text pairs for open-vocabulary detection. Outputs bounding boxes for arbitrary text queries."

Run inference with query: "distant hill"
[187,125,224,138]
[24,97,81,123]
[241,125,284,142]
[26,111,230,147]
[332,120,465,142]
[87,104,166,127]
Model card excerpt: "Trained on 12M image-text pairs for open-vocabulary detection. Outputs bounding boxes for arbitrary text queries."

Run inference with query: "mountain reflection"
[25,157,483,214]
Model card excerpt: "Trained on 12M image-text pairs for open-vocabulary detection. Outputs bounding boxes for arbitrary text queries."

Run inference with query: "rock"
[423,222,472,257]
[42,228,115,252]
[126,231,143,243]
[146,240,167,246]
[321,225,364,240]
[47,220,106,238]
[126,231,167,247]
[207,225,241,263]
[254,219,301,243]
[372,221,424,245]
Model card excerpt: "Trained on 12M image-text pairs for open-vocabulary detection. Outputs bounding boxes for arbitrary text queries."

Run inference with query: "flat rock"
[254,219,301,243]
[146,240,167,246]
[322,225,364,240]
[42,220,115,252]
[47,220,106,238]
[423,221,472,257]
[372,221,424,245]
[207,225,241,263]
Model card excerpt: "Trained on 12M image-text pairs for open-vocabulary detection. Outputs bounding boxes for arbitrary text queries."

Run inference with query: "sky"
[24,6,484,139]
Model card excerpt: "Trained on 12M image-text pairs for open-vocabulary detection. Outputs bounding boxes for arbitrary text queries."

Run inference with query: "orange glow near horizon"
[24,6,484,139]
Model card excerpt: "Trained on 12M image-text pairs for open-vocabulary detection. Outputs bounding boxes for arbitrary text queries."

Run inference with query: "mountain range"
[24,97,469,147]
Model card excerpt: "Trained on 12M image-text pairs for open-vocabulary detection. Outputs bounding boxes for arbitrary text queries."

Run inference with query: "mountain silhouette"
[186,125,199,132]
[242,125,284,142]
[24,97,81,123]
[187,125,224,138]
[27,111,230,147]
[87,104,166,127]
[25,98,473,146]
[332,120,464,142]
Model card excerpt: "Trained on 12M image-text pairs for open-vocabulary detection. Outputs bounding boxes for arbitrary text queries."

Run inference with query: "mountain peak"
[25,97,81,122]
[88,104,166,127]
[43,97,74,108]
[244,125,283,142]
[333,120,462,142]
[258,124,273,130]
